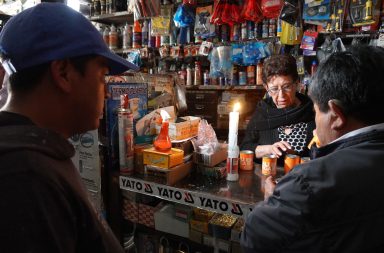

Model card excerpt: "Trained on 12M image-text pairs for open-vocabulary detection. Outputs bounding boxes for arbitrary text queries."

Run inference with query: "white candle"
[228,103,240,149]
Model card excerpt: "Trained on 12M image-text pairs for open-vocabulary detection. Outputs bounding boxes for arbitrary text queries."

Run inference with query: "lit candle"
[228,102,240,149]
[227,102,240,181]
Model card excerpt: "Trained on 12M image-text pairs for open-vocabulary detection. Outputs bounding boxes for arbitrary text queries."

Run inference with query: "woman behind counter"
[240,54,315,161]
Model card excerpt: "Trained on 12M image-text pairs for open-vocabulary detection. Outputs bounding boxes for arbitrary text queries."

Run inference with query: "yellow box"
[168,116,200,141]
[143,148,184,169]
[190,218,210,234]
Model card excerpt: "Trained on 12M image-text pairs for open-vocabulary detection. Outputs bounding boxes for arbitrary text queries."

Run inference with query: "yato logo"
[80,133,94,148]
[144,183,153,193]
[231,203,243,216]
[184,192,194,204]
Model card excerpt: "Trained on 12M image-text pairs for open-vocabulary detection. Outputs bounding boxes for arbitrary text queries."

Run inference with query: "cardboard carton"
[145,161,193,186]
[168,116,200,141]
[193,143,228,167]
[143,147,184,169]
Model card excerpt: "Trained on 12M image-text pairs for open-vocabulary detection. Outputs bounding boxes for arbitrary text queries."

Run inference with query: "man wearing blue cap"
[0,3,138,252]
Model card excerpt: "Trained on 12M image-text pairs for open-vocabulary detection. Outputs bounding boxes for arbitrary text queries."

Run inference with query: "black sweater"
[0,111,124,253]
[240,93,315,161]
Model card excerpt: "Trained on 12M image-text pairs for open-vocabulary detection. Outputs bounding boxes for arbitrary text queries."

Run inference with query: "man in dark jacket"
[241,46,384,252]
[0,3,138,252]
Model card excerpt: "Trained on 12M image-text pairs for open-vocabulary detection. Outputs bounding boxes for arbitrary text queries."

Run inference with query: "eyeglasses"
[267,83,294,95]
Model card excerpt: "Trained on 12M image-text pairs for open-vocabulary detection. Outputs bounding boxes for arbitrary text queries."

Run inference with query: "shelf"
[88,11,133,24]
[186,85,265,91]
[120,164,268,219]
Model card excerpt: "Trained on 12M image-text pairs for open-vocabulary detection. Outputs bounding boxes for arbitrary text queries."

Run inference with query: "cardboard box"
[143,147,184,169]
[231,218,244,242]
[138,201,164,228]
[175,204,193,221]
[168,116,200,141]
[209,214,237,240]
[190,218,210,234]
[145,161,193,186]
[193,143,228,167]
[232,242,243,253]
[172,139,194,155]
[122,198,139,223]
[154,204,189,238]
[189,229,203,244]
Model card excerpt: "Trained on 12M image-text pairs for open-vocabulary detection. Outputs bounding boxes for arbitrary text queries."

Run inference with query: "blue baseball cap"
[0,2,139,75]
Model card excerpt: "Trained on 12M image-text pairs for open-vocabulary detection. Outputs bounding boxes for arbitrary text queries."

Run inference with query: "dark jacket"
[241,127,384,252]
[0,111,124,253]
[240,93,315,161]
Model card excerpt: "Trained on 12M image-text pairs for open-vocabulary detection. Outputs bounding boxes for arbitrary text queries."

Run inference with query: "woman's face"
[265,75,297,109]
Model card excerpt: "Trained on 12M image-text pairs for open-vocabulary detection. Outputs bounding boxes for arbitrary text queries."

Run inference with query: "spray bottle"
[118,94,134,175]
[153,110,172,152]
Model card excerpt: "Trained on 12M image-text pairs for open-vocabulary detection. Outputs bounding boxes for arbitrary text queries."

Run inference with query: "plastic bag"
[279,0,299,25]
[262,0,283,19]
[174,3,195,28]
[192,119,219,155]
[241,0,263,22]
[211,0,226,25]
[222,0,242,25]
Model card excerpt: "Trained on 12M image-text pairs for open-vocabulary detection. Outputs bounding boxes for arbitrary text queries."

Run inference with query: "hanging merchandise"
[279,20,302,45]
[349,0,381,27]
[279,0,299,25]
[151,16,171,36]
[118,94,134,175]
[261,0,283,19]
[139,0,161,17]
[211,0,226,25]
[231,43,244,65]
[303,0,330,22]
[174,3,195,28]
[316,36,346,63]
[221,0,242,26]
[242,41,270,65]
[300,30,318,56]
[194,5,215,39]
[208,47,222,80]
[240,0,263,22]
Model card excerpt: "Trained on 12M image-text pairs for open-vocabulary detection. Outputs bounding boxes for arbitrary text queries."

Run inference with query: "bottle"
[153,111,172,152]
[118,94,134,175]
[133,19,142,49]
[103,26,110,46]
[311,60,318,77]
[109,24,118,50]
[194,61,202,86]
[123,23,132,49]
[141,19,149,47]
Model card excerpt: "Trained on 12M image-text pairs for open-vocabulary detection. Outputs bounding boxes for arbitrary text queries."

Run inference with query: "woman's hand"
[255,141,291,158]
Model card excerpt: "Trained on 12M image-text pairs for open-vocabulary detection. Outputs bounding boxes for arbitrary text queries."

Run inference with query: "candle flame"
[233,102,240,112]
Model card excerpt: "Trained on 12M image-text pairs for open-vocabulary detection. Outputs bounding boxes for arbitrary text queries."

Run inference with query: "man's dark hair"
[309,46,384,125]
[9,54,97,93]
[262,54,299,84]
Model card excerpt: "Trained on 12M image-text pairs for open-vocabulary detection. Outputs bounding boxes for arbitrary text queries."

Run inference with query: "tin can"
[247,65,255,85]
[241,22,247,40]
[203,71,210,86]
[155,36,161,48]
[239,71,247,85]
[219,76,225,86]
[221,24,229,42]
[240,150,254,171]
[284,154,301,174]
[262,19,269,38]
[256,62,263,85]
[300,157,310,164]
[232,23,240,41]
[247,21,255,39]
[186,66,193,86]
[262,155,277,176]
[269,18,276,37]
